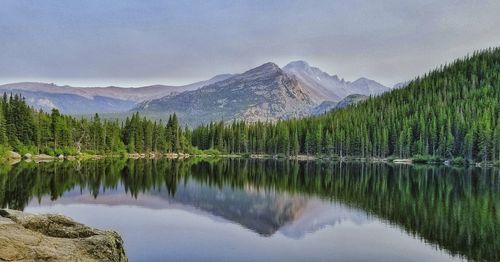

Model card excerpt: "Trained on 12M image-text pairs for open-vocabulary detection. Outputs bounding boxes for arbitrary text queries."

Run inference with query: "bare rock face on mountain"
[349,77,389,95]
[0,209,127,262]
[135,63,315,125]
[283,61,389,103]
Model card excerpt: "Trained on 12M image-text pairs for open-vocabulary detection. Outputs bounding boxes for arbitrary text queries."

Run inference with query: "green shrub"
[188,147,223,156]
[203,148,223,155]
[241,152,251,158]
[43,148,56,156]
[275,153,287,159]
[386,155,398,162]
[62,147,78,156]
[412,154,429,163]
[14,143,37,155]
[188,147,204,155]
[120,151,129,158]
[54,148,65,156]
[428,155,442,163]
[451,157,467,166]
[0,144,10,159]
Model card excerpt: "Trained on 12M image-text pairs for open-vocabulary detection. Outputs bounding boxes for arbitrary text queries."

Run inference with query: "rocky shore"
[0,209,127,261]
[4,150,191,163]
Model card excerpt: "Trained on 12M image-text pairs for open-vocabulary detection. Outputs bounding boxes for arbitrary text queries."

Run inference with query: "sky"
[1,0,500,87]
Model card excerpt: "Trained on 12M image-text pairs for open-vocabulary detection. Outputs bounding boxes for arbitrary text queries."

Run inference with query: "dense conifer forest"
[0,95,190,156]
[0,47,499,163]
[192,47,500,163]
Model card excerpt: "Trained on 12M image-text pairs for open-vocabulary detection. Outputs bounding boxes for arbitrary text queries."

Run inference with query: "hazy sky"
[1,0,500,87]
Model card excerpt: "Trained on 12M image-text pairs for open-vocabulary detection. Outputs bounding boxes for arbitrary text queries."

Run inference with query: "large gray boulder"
[0,209,127,261]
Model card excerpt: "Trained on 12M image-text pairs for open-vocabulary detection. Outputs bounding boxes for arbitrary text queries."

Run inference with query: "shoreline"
[2,150,497,167]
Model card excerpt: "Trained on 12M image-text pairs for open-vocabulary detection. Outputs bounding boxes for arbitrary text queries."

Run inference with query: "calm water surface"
[1,159,498,261]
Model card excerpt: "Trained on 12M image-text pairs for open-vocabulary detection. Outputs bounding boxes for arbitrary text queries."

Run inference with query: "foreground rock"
[0,209,127,262]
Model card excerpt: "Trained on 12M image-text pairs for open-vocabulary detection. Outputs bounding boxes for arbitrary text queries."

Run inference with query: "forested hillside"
[191,48,500,162]
[0,93,190,156]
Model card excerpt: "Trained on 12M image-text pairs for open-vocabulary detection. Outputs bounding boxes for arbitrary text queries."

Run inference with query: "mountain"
[310,94,369,115]
[349,77,390,95]
[393,81,410,89]
[134,62,315,125]
[283,61,346,102]
[15,90,136,115]
[310,101,337,115]
[335,94,369,109]
[0,74,232,114]
[283,60,389,103]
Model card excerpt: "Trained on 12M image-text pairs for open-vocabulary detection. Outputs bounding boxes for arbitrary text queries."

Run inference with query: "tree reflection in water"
[0,158,498,261]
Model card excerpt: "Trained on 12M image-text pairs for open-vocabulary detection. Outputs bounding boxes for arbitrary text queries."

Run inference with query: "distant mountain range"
[0,74,231,114]
[0,61,390,124]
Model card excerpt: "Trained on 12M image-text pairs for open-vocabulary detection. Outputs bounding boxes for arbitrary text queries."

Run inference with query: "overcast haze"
[1,0,500,87]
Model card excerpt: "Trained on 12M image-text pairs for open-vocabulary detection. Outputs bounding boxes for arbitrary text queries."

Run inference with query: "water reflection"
[0,159,498,261]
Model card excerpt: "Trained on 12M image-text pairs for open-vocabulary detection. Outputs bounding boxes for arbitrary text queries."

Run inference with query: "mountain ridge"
[283,60,389,103]
[0,74,232,102]
[134,62,315,125]
[0,61,388,120]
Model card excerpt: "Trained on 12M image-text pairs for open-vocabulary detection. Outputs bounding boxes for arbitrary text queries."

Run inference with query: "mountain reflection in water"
[0,159,498,261]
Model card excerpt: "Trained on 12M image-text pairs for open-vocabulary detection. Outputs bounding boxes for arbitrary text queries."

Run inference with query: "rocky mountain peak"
[242,62,282,77]
[284,60,326,76]
[352,77,372,84]
[283,61,389,103]
[284,60,310,69]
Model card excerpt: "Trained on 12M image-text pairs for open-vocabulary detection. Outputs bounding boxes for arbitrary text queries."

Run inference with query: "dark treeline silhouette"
[0,159,498,261]
[191,47,500,162]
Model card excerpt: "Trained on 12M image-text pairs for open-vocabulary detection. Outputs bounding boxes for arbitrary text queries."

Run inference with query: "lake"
[0,159,498,261]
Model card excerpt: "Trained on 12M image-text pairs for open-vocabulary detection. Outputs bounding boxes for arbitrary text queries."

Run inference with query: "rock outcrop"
[22,153,32,159]
[6,151,21,160]
[0,209,127,262]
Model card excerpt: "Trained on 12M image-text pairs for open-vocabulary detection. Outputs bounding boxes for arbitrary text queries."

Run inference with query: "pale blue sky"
[1,0,499,87]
